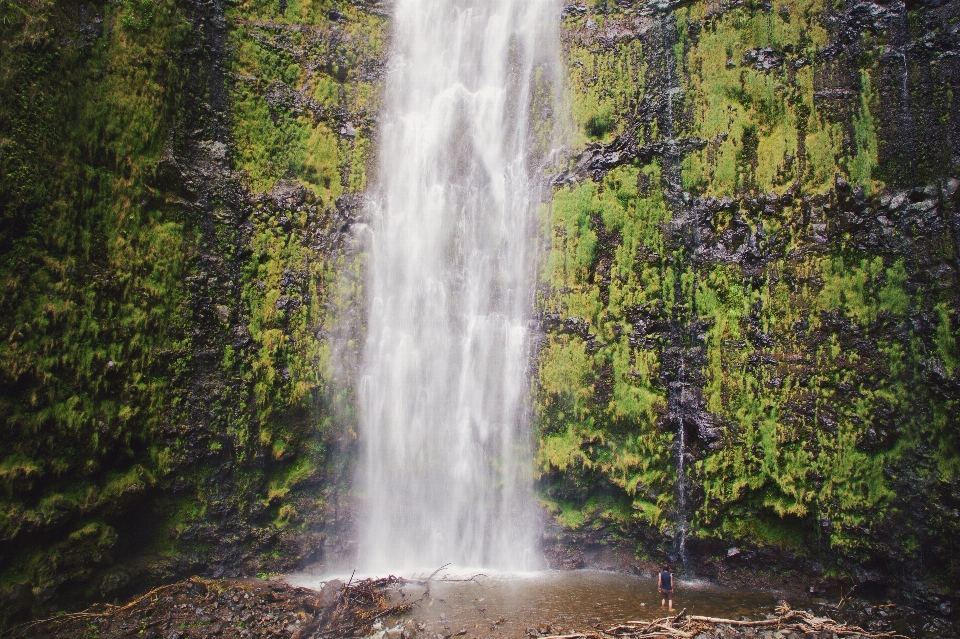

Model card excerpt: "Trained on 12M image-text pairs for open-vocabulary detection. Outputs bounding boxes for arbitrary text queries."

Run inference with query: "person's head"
[662,564,670,572]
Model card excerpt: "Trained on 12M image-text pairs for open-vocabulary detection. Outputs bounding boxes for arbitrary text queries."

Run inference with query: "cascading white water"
[357,0,560,573]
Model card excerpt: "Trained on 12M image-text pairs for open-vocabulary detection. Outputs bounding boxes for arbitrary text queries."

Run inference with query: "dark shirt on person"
[660,571,672,591]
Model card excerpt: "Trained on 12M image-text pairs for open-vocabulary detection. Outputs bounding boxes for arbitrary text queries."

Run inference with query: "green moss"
[692,247,916,551]
[544,0,959,574]
[0,0,385,611]
[561,18,646,146]
[814,256,911,325]
[0,0,196,599]
[265,459,316,505]
[713,508,808,550]
[935,302,959,376]
[846,70,879,191]
[538,154,674,530]
[679,0,847,196]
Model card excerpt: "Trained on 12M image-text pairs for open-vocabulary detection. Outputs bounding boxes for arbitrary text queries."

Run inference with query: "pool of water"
[285,570,783,637]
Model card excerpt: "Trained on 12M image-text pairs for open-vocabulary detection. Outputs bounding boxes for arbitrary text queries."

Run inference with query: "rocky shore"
[9,574,958,639]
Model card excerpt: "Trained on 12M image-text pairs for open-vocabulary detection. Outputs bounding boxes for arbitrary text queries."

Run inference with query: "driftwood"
[314,574,420,637]
[314,564,480,637]
[584,603,910,639]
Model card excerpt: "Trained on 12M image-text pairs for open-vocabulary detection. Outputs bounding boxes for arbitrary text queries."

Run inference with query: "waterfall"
[357,0,559,573]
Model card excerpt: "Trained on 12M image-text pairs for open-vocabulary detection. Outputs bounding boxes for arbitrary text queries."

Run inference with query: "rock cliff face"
[535,0,960,614]
[0,0,385,626]
[0,0,958,628]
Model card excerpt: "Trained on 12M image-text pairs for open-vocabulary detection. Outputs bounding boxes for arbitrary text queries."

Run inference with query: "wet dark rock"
[562,3,588,19]
[944,178,960,200]
[0,583,33,624]
[554,132,707,185]
[271,181,306,211]
[275,295,301,312]
[72,4,104,46]
[741,47,784,70]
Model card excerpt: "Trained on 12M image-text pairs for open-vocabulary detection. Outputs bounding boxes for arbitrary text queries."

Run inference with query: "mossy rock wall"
[0,0,384,625]
[535,0,960,600]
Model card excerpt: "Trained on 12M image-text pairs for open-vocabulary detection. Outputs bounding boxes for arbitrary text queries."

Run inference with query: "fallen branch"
[597,608,908,639]
[685,614,788,626]
[389,564,485,596]
[647,623,692,638]
[837,584,858,611]
[426,563,451,581]
[439,573,487,583]
[608,624,643,634]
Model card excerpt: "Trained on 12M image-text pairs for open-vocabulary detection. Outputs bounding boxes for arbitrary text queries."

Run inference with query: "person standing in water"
[658,564,674,610]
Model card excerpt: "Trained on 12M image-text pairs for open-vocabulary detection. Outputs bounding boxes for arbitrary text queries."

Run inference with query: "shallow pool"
[286,569,783,637]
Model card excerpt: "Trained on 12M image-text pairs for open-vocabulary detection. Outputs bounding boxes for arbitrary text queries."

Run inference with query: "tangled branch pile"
[316,575,419,637]
[545,604,909,639]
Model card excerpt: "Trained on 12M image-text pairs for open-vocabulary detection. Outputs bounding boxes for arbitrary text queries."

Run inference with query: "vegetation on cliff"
[535,0,960,601]
[0,0,384,625]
